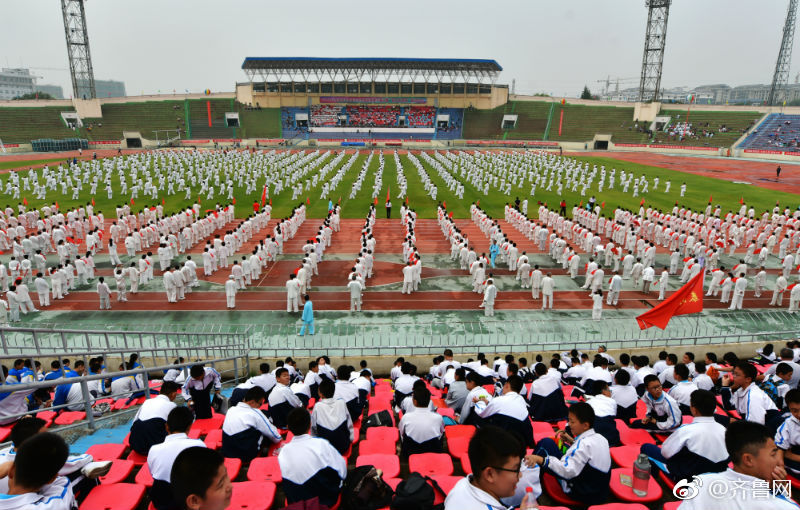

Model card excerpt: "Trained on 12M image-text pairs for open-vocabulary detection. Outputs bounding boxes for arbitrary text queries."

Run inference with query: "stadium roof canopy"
[242,57,502,84]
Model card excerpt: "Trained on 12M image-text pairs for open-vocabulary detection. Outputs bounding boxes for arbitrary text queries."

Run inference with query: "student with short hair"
[639,389,729,482]
[680,420,798,509]
[181,365,221,419]
[171,447,232,510]
[267,367,302,429]
[129,381,180,455]
[311,378,353,454]
[631,374,682,431]
[228,363,275,408]
[529,363,568,422]
[445,368,469,412]
[398,386,445,457]
[0,432,75,510]
[527,402,612,505]
[459,372,492,426]
[586,381,621,447]
[721,361,781,429]
[476,375,534,447]
[148,407,206,510]
[221,386,281,461]
[278,408,347,507]
[775,388,800,475]
[333,365,363,421]
[610,369,638,421]
[667,363,698,415]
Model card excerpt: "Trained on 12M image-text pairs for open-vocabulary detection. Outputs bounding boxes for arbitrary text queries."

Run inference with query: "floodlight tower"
[638,0,672,102]
[61,0,96,99]
[768,0,799,106]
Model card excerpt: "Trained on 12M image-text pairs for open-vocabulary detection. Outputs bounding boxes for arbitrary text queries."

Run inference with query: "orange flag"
[91,197,95,206]
[22,197,28,206]
[373,197,378,206]
[130,198,135,206]
[739,197,744,205]
[162,198,166,206]
[443,200,447,209]
[306,197,310,205]
[261,186,267,207]
[386,187,390,204]
[639,198,645,206]
[636,270,705,330]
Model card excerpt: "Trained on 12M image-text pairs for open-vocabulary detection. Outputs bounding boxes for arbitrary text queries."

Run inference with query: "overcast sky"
[0,0,792,97]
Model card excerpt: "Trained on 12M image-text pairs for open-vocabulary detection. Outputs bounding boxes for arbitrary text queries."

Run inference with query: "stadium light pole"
[61,0,97,100]
[768,0,798,106]
[637,0,672,103]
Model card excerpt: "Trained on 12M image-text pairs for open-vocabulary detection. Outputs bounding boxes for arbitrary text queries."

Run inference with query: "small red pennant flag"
[601,201,605,208]
[162,198,165,206]
[386,187,390,204]
[476,199,479,207]
[373,197,378,206]
[708,195,712,204]
[443,200,446,209]
[54,201,59,210]
[22,197,28,206]
[260,186,267,207]
[739,197,744,205]
[405,196,409,205]
[639,198,645,206]
[130,198,135,206]
[232,198,236,205]
[269,198,272,206]
[306,197,310,205]
[579,200,583,208]
[91,197,95,206]
[338,196,341,205]
[448,212,453,218]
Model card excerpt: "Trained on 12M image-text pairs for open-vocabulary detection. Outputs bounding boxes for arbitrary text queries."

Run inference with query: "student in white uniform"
[631,374,682,431]
[128,381,180,455]
[610,369,639,422]
[639,389,729,482]
[333,365,363,421]
[527,402,612,505]
[147,407,206,510]
[171,447,233,510]
[528,363,568,422]
[181,365,221,420]
[228,363,276,408]
[398,386,445,458]
[720,361,781,429]
[775,389,800,475]
[459,372,492,426]
[221,386,281,461]
[267,367,303,429]
[278,408,347,508]
[444,426,535,510]
[585,381,621,447]
[679,420,799,510]
[0,432,76,510]
[311,379,353,455]
[476,375,534,447]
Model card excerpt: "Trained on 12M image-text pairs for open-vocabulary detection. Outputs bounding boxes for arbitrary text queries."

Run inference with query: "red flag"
[448,211,453,218]
[405,196,409,205]
[54,201,59,210]
[232,198,236,205]
[373,197,378,206]
[22,197,28,206]
[162,198,165,206]
[253,201,259,212]
[260,186,267,207]
[476,199,479,207]
[197,197,201,204]
[739,197,744,205]
[579,200,583,208]
[601,201,605,208]
[639,198,645,206]
[90,197,95,206]
[149,206,157,211]
[443,200,447,209]
[338,196,341,205]
[386,187,391,204]
[130,198,135,206]
[269,198,272,206]
[708,195,712,204]
[306,197,310,205]
[636,270,705,330]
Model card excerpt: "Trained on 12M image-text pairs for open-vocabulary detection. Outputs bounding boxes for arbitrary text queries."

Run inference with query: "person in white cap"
[225,275,237,309]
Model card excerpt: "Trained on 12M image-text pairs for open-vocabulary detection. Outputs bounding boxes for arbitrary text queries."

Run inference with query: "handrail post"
[143,369,150,399]
[80,379,95,430]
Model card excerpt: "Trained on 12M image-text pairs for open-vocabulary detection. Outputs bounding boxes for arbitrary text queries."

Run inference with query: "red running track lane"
[574,151,800,194]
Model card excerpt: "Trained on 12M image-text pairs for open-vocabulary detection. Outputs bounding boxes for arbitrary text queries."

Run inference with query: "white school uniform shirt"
[642,391,682,430]
[730,383,778,425]
[668,380,698,407]
[775,414,800,461]
[677,468,800,510]
[0,475,76,510]
[444,476,514,510]
[268,382,302,408]
[587,393,617,417]
[541,428,611,492]
[311,398,354,441]
[277,434,347,485]
[611,384,639,409]
[181,367,221,400]
[222,402,281,445]
[147,432,206,482]
[661,416,728,463]
[476,391,528,421]
[399,407,444,444]
[693,373,714,391]
[133,394,175,422]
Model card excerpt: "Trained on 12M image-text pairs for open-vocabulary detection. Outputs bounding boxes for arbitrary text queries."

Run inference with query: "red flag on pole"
[636,270,705,330]
[739,197,744,205]
[443,200,447,209]
[373,197,378,206]
[386,187,390,204]
[708,195,713,204]
[232,198,236,205]
[405,196,408,205]
[54,201,59,210]
[601,201,605,208]
[306,197,310,205]
[130,198,135,206]
[476,199,479,207]
[639,198,645,206]
[161,198,165,206]
[22,197,28,206]
[261,186,267,207]
[579,200,583,208]
[338,196,341,205]
[269,198,272,206]
[197,197,201,204]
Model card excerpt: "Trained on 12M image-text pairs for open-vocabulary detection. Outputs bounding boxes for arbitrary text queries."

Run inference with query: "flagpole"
[693,269,705,338]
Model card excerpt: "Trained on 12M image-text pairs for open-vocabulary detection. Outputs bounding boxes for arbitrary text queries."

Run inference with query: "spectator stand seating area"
[737,113,800,152]
[0,106,82,144]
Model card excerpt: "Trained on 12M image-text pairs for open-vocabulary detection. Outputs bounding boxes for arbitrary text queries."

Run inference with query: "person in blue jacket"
[299,294,314,336]
[489,240,499,269]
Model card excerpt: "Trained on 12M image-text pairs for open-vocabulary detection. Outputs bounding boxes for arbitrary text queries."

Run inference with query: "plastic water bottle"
[520,486,536,509]
[632,454,651,497]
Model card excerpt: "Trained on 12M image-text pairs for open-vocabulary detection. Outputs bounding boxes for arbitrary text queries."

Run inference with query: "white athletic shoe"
[81,461,113,479]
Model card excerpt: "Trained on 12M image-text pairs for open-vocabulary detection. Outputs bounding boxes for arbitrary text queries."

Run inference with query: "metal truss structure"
[768,0,799,106]
[638,0,671,102]
[61,0,96,99]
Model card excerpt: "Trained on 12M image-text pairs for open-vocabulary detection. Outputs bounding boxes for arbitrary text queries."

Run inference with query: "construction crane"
[596,76,639,96]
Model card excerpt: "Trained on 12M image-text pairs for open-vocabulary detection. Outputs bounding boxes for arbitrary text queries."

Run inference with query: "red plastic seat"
[79,483,145,510]
[657,470,676,490]
[432,398,447,408]
[204,429,223,449]
[190,414,225,435]
[459,453,472,474]
[87,443,127,461]
[356,454,400,478]
[444,425,475,441]
[437,407,456,419]
[447,435,470,458]
[98,460,134,485]
[615,420,655,446]
[610,445,642,468]
[429,475,462,504]
[126,450,147,466]
[540,507,572,510]
[366,427,399,443]
[608,468,663,503]
[0,427,10,443]
[409,453,453,476]
[134,463,153,487]
[359,439,396,455]
[55,411,86,425]
[224,457,242,480]
[247,457,282,482]
[532,421,556,443]
[187,429,203,440]
[227,481,276,510]
[541,473,582,507]
[662,503,681,510]
[588,505,649,510]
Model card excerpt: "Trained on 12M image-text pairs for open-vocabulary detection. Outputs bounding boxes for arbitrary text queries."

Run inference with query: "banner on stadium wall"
[466,140,559,148]
[255,139,285,143]
[181,139,211,144]
[2,144,19,148]
[211,139,242,143]
[88,140,121,145]
[319,96,427,104]
[317,138,430,143]
[615,143,718,151]
[743,149,784,155]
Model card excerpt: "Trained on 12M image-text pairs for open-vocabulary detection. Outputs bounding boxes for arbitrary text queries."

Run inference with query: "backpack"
[390,472,445,510]
[362,410,393,433]
[759,378,785,408]
[341,465,394,510]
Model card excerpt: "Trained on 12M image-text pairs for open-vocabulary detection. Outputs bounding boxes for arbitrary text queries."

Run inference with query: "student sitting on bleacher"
[495,363,528,398]
[529,363,568,422]
[53,360,90,412]
[334,365,363,422]
[291,379,311,408]
[579,356,613,396]
[398,386,445,457]
[352,369,372,403]
[475,375,534,447]
[775,388,800,475]
[692,361,715,391]
[278,408,347,508]
[658,353,678,389]
[667,363,698,415]
[267,367,302,429]
[311,379,353,455]
[585,381,621,447]
[393,362,419,409]
[228,363,275,408]
[0,432,75,510]
[679,420,798,510]
[444,426,535,510]
[445,368,469,412]
[458,372,492,426]
[400,380,436,414]
[610,369,638,422]
[148,407,206,510]
[0,368,51,426]
[528,402,611,505]
[630,374,682,431]
[171,447,232,510]
[639,389,728,482]
[129,381,180,455]
[222,386,281,462]
[632,355,656,396]
[305,361,322,400]
[721,361,781,431]
[562,357,585,386]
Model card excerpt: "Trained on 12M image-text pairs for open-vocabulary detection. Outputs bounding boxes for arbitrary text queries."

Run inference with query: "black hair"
[337,365,350,380]
[643,374,660,388]
[10,417,46,447]
[735,361,757,382]
[13,432,68,490]
[776,362,794,376]
[160,381,181,395]
[506,375,523,394]
[171,447,225,508]
[785,389,800,406]
[614,369,630,386]
[568,402,595,427]
[467,426,524,481]
[167,406,195,433]
[726,420,772,465]
[244,386,267,403]
[190,365,204,378]
[287,407,311,436]
[674,363,690,381]
[690,389,716,416]
[413,386,431,408]
[319,378,335,399]
[275,367,288,379]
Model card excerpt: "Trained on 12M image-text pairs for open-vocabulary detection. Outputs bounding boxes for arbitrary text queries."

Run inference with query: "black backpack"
[362,410,393,434]
[341,465,394,510]
[390,472,445,510]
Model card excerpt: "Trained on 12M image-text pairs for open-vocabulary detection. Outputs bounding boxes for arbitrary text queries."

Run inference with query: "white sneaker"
[81,461,113,479]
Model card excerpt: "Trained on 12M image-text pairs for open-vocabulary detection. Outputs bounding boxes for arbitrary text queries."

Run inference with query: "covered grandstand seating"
[310,104,342,127]
[345,105,400,127]
[738,113,800,152]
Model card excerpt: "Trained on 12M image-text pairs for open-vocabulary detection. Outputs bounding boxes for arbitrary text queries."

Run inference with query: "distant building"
[79,79,126,98]
[0,68,36,100]
[34,84,65,99]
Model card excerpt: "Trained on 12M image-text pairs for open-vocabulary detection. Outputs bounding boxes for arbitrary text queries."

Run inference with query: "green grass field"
[0,151,797,221]
[0,158,68,171]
